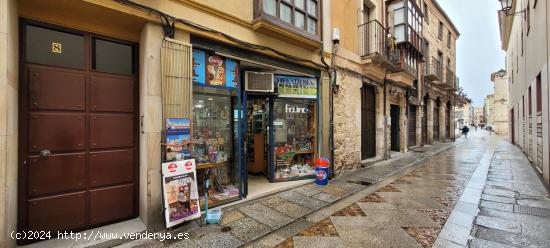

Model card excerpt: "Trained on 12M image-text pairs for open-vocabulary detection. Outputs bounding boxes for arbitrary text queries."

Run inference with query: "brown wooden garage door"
[18,22,138,241]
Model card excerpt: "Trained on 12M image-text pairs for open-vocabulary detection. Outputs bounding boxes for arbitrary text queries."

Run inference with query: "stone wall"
[333,69,362,174]
[0,0,18,247]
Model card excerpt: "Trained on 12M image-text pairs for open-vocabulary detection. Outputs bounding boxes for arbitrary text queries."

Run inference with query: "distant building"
[455,103,474,128]
[484,94,495,125]
[491,70,509,135]
[473,107,484,125]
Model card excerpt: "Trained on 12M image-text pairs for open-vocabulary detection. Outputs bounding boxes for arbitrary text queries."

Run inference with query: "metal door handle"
[39,149,51,157]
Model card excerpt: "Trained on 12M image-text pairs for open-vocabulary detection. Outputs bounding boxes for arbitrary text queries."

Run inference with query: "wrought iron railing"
[425,57,443,80]
[359,20,399,64]
[446,68,455,88]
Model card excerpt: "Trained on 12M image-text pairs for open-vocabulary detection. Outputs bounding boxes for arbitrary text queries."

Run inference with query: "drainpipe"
[383,73,389,160]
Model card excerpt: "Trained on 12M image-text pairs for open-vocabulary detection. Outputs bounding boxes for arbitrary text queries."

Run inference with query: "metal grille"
[537,122,543,170]
[522,122,526,150]
[245,71,274,92]
[161,38,193,120]
[514,204,550,217]
[527,122,533,161]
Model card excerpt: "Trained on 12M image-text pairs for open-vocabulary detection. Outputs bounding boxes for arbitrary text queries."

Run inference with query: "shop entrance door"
[19,23,138,241]
[390,105,400,152]
[423,100,428,144]
[446,105,451,139]
[434,105,440,141]
[408,105,417,147]
[242,94,272,196]
[511,108,515,144]
[361,85,376,159]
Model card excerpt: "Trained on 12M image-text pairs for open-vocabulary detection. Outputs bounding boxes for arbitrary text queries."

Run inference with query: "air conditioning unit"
[245,71,274,92]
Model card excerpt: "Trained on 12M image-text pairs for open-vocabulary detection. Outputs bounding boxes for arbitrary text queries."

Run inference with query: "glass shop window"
[273,99,316,181]
[93,38,135,75]
[25,25,85,69]
[192,88,240,207]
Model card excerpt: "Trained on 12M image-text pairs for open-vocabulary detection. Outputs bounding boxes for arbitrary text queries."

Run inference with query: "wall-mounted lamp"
[498,0,525,16]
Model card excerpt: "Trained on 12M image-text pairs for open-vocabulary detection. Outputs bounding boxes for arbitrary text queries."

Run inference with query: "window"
[93,38,135,75]
[424,3,429,23]
[25,25,85,69]
[438,21,443,40]
[521,28,524,55]
[522,96,525,117]
[273,99,316,181]
[363,4,370,23]
[536,73,542,113]
[447,31,451,48]
[526,0,531,34]
[388,0,423,48]
[262,0,319,35]
[527,86,533,116]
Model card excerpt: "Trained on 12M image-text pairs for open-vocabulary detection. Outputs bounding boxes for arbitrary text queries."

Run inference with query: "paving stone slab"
[278,191,328,210]
[239,203,293,229]
[268,200,311,219]
[469,237,517,248]
[438,222,471,246]
[475,215,521,234]
[481,194,516,204]
[516,199,550,210]
[227,217,271,242]
[193,231,244,248]
[293,185,323,197]
[338,225,423,248]
[312,192,340,203]
[220,210,246,225]
[293,236,346,248]
[473,226,550,248]
[483,188,516,198]
[480,200,514,212]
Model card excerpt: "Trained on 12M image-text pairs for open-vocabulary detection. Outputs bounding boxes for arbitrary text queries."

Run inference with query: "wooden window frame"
[527,86,533,117]
[256,0,320,36]
[526,0,531,35]
[438,21,443,40]
[536,73,542,113]
[447,31,451,48]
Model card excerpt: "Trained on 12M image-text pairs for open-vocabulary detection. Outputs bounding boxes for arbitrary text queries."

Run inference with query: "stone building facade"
[421,0,459,144]
[498,0,550,184]
[485,94,495,125]
[491,70,510,136]
[330,0,459,173]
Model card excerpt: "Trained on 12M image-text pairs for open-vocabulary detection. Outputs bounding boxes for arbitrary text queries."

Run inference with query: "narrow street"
[123,131,550,248]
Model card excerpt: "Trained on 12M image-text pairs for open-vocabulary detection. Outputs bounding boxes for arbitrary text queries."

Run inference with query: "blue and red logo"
[316,170,327,180]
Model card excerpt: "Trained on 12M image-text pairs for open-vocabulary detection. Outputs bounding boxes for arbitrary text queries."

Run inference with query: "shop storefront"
[188,37,321,207]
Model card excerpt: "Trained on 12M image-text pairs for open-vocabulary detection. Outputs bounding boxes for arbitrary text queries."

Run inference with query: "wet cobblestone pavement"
[119,132,550,248]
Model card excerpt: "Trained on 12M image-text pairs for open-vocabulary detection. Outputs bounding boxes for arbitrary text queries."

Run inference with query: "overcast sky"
[438,0,506,107]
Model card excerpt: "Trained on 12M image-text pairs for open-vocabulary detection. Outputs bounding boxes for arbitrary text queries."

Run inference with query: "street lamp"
[498,0,524,16]
[499,0,512,13]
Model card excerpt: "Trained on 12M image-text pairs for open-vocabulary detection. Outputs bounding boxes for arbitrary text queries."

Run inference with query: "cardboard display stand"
[161,159,201,228]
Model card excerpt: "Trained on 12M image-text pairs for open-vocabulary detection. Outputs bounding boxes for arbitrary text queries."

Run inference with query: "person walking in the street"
[462,125,470,138]
[474,124,478,131]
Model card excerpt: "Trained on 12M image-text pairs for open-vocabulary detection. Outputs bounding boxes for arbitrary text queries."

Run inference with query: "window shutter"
[161,38,193,120]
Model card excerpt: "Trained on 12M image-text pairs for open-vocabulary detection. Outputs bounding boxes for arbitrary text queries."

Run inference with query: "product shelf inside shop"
[197,161,228,170]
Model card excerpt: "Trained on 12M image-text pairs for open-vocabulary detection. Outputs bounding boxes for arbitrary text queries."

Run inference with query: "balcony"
[424,57,443,82]
[387,0,424,56]
[252,0,322,50]
[445,68,456,89]
[359,20,399,70]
